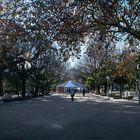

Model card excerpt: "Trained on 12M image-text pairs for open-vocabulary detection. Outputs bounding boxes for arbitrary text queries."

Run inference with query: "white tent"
[56,80,86,93]
[64,81,76,88]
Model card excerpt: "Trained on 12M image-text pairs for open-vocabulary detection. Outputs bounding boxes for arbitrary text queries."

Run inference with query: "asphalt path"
[0,93,140,140]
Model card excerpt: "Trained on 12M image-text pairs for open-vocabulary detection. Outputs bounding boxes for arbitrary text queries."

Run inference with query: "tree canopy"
[0,0,139,97]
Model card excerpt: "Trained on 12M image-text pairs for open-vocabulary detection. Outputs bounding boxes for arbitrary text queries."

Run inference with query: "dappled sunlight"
[26,100,33,103]
[52,93,127,104]
[1,92,140,140]
[123,105,139,108]
[41,99,48,102]
[50,123,64,130]
[59,107,67,110]
[123,111,139,115]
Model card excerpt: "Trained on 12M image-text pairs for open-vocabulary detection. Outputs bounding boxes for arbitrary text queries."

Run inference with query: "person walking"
[70,89,75,101]
[82,89,86,97]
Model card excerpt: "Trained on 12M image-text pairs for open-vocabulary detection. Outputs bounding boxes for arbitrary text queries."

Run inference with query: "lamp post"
[137,64,140,104]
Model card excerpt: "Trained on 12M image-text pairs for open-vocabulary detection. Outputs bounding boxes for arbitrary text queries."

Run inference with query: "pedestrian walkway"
[0,92,138,105]
[52,92,138,104]
[0,93,140,140]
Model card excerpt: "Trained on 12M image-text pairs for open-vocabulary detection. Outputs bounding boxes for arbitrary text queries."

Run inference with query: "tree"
[57,0,140,44]
[113,47,137,96]
[86,76,95,91]
[0,0,63,97]
[29,48,63,95]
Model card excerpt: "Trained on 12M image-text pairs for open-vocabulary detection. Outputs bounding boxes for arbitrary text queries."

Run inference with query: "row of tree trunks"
[0,78,3,96]
[0,70,4,96]
[94,83,125,97]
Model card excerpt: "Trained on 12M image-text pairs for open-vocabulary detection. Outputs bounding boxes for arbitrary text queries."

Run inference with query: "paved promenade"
[0,93,140,140]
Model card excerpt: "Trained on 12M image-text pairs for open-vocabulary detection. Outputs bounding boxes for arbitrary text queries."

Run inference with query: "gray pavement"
[0,93,140,140]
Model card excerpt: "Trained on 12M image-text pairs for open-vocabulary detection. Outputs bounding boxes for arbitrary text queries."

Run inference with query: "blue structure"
[56,80,86,93]
[65,80,76,88]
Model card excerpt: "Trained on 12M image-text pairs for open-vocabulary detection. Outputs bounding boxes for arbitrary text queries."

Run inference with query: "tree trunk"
[97,85,100,94]
[104,82,107,95]
[111,84,114,91]
[41,86,44,95]
[0,70,4,96]
[120,84,124,98]
[35,83,38,96]
[21,78,26,98]
[0,78,3,96]
[15,79,20,97]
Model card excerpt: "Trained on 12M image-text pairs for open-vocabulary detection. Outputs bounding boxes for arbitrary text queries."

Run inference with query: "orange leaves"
[115,48,136,78]
[116,60,127,76]
[116,61,126,76]
[117,61,126,68]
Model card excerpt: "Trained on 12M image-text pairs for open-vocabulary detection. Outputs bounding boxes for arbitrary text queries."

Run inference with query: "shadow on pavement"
[0,94,140,140]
